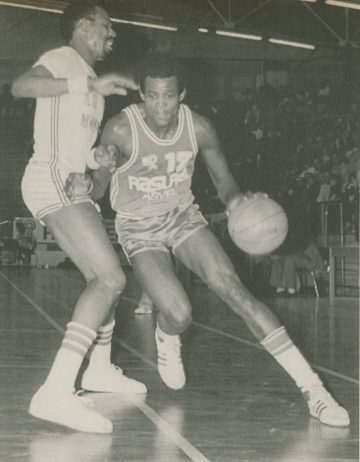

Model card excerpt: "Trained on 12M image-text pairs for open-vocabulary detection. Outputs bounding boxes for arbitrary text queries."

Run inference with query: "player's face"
[141,76,186,128]
[84,7,116,60]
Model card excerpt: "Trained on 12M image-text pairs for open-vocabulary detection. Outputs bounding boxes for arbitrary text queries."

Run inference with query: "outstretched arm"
[12,65,138,99]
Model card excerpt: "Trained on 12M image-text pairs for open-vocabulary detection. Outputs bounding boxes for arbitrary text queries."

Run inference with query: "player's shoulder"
[101,108,135,155]
[102,110,131,140]
[34,46,78,77]
[38,46,74,63]
[189,108,215,131]
[189,108,217,144]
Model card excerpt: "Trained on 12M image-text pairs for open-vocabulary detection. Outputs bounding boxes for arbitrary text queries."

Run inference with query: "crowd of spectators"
[192,79,359,242]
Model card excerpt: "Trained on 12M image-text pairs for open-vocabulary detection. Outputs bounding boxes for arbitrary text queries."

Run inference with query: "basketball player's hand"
[226,193,247,217]
[226,192,268,216]
[94,144,119,173]
[89,73,138,97]
[65,173,93,200]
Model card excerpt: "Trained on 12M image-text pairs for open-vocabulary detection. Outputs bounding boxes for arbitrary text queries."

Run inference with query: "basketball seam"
[235,228,287,243]
[228,199,257,237]
[230,209,286,236]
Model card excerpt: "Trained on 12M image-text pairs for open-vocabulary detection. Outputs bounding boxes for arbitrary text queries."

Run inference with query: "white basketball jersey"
[31,46,105,176]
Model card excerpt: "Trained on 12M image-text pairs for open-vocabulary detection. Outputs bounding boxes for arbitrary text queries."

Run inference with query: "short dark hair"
[60,0,106,43]
[137,55,186,94]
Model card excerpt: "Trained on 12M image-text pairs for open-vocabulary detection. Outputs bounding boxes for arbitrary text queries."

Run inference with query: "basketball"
[227,196,288,255]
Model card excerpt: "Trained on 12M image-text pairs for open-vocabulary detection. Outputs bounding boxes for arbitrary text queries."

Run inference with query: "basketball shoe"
[302,376,350,427]
[29,385,113,433]
[81,364,147,394]
[155,326,186,390]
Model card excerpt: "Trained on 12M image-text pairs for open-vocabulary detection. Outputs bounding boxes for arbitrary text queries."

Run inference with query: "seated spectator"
[317,171,331,203]
[329,173,341,201]
[270,227,324,296]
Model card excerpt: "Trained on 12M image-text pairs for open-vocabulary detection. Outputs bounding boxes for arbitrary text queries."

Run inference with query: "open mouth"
[104,39,114,52]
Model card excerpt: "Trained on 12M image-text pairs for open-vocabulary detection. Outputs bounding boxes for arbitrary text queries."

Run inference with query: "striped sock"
[261,326,316,389]
[88,320,115,368]
[44,321,96,393]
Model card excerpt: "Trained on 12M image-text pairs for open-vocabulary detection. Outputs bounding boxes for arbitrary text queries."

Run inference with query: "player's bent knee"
[97,267,126,295]
[108,271,126,294]
[167,304,192,332]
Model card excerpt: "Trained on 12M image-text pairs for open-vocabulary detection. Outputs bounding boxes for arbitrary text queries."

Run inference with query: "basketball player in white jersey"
[66,56,350,428]
[11,0,146,434]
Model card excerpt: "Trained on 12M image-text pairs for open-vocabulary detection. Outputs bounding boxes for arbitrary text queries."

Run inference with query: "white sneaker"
[303,380,350,427]
[81,364,147,394]
[29,385,113,433]
[155,327,186,390]
[134,303,153,315]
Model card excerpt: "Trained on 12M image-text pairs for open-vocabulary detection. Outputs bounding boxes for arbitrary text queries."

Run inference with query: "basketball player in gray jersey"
[66,56,350,428]
[11,0,146,434]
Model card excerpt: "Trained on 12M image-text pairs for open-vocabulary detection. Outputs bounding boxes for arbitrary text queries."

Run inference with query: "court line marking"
[131,399,210,462]
[191,321,360,386]
[30,275,360,386]
[0,270,211,462]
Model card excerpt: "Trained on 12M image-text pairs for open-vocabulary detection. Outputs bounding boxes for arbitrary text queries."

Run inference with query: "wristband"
[86,149,100,170]
[67,75,88,94]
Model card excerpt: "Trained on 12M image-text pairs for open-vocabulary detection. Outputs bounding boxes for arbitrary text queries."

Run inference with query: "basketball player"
[11,0,146,434]
[66,56,350,427]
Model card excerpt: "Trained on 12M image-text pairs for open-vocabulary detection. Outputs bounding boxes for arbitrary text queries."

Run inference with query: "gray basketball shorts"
[115,203,208,260]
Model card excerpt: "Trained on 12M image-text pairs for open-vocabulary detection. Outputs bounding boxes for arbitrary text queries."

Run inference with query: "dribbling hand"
[226,192,268,217]
[89,73,138,97]
[65,173,93,200]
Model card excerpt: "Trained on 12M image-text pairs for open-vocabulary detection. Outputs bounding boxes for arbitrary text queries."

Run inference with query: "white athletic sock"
[44,321,96,393]
[87,320,115,368]
[156,324,178,340]
[261,326,318,389]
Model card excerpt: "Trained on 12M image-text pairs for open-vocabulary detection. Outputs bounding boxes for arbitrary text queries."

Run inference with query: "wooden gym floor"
[0,265,358,462]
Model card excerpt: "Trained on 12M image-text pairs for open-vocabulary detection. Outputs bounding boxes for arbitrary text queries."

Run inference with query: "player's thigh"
[130,250,191,314]
[174,226,241,288]
[43,203,122,279]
